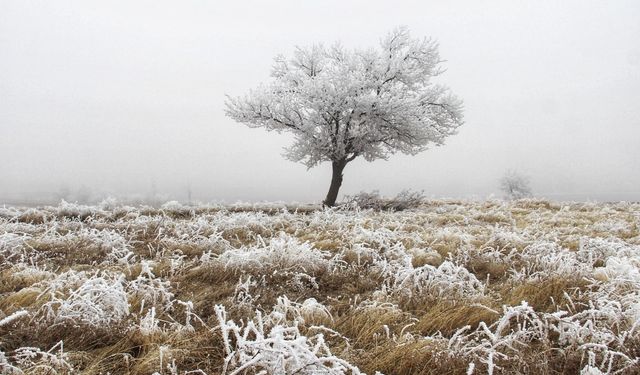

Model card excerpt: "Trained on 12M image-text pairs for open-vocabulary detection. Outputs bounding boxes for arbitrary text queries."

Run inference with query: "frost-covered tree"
[500,170,533,200]
[225,27,464,206]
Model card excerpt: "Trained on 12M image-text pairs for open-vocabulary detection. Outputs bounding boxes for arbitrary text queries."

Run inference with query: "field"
[1,199,640,374]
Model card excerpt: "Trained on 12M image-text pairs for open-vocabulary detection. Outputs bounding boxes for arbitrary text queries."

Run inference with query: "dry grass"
[0,199,639,374]
[503,277,589,312]
[361,340,470,375]
[415,299,499,336]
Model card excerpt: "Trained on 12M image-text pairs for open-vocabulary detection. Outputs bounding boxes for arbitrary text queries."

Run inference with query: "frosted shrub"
[214,211,270,231]
[90,228,131,261]
[300,298,332,323]
[0,205,19,220]
[443,298,640,374]
[578,237,639,266]
[161,200,194,217]
[232,276,259,308]
[285,271,320,292]
[508,241,587,281]
[39,272,129,327]
[55,200,96,220]
[483,227,529,251]
[138,307,162,336]
[267,296,332,326]
[587,271,640,326]
[592,219,631,234]
[391,190,426,211]
[343,189,425,212]
[0,310,29,327]
[165,229,231,258]
[215,304,361,375]
[0,232,27,253]
[450,302,545,374]
[593,257,640,285]
[97,196,119,211]
[0,311,29,374]
[36,270,89,299]
[128,260,175,311]
[390,261,485,302]
[27,226,131,265]
[351,226,401,251]
[217,233,332,275]
[338,243,387,268]
[11,341,73,373]
[8,263,55,285]
[343,191,386,210]
[0,232,30,265]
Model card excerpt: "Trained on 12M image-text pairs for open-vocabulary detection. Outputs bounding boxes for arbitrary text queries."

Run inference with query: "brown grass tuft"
[359,340,469,375]
[415,299,499,336]
[503,277,589,312]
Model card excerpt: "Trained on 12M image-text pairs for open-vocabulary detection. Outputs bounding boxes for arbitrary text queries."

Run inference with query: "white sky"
[1,0,639,203]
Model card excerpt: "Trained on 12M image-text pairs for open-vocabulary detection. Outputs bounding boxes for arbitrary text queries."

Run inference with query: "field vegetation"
[1,198,639,374]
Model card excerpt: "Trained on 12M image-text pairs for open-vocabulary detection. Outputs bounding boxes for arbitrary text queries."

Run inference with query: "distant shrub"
[17,208,48,224]
[161,200,194,218]
[55,200,97,220]
[500,170,532,200]
[343,189,425,211]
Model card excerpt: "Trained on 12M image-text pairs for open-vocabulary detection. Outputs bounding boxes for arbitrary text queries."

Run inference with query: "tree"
[225,27,464,206]
[500,170,533,200]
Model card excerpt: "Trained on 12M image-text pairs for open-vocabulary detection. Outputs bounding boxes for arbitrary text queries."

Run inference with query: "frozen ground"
[0,199,639,374]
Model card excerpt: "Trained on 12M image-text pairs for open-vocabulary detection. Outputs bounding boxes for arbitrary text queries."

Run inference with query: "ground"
[1,199,639,374]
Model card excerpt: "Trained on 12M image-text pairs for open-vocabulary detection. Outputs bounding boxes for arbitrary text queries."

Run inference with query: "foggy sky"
[1,0,639,203]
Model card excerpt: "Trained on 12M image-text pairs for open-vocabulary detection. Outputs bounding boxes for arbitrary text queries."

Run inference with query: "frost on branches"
[225,27,464,206]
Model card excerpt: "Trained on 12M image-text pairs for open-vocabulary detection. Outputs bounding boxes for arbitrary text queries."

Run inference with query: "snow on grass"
[0,199,638,374]
[214,232,333,275]
[215,302,361,375]
[390,260,485,302]
[37,271,130,327]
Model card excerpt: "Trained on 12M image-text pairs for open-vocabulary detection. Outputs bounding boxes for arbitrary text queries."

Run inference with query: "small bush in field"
[215,303,360,374]
[343,190,425,211]
[38,271,130,327]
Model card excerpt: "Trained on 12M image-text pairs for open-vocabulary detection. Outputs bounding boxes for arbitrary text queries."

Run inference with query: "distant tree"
[500,170,532,200]
[225,27,464,206]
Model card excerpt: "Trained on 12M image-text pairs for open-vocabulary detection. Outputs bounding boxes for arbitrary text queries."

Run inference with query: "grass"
[0,198,639,374]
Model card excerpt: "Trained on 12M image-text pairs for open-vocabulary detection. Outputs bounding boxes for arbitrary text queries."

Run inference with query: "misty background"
[1,0,639,204]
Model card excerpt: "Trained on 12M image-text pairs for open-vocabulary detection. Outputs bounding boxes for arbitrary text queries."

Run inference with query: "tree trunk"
[323,160,346,207]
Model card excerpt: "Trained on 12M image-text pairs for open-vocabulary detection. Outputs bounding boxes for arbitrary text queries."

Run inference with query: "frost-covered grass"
[0,199,639,374]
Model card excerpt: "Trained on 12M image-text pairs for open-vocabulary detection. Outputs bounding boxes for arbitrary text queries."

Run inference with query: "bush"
[343,190,425,211]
